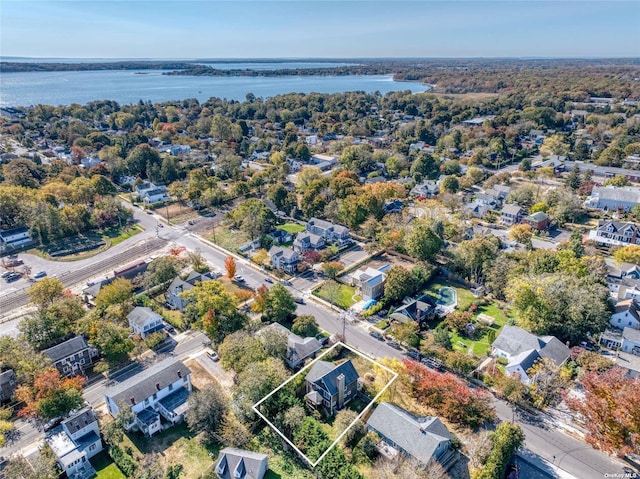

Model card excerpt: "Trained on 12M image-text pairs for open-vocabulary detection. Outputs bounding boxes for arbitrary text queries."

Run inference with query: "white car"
[234,275,245,282]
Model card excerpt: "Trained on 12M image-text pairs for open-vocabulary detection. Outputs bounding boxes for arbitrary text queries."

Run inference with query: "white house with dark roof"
[104,358,192,436]
[215,448,268,479]
[268,246,300,273]
[293,231,325,253]
[499,205,523,226]
[43,336,97,378]
[0,226,32,251]
[305,359,360,415]
[258,323,322,369]
[366,402,452,466]
[491,325,570,384]
[306,218,350,246]
[127,306,165,338]
[611,299,640,330]
[589,220,640,248]
[46,407,102,479]
[584,186,640,212]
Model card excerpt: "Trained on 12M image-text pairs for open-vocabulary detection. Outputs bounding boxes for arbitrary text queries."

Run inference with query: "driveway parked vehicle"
[208,351,220,362]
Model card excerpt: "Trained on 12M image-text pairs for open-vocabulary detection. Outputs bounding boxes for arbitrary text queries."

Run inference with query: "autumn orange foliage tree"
[565,367,640,456]
[404,359,496,428]
[16,367,85,420]
[225,255,237,279]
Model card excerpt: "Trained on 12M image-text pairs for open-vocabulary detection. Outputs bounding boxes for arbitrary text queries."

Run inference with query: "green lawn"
[92,452,126,479]
[211,225,250,251]
[105,224,143,246]
[278,223,306,234]
[119,424,216,479]
[315,282,361,309]
[375,319,389,330]
[450,302,511,356]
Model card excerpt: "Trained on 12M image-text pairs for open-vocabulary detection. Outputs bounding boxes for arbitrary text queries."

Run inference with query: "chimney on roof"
[177,370,182,379]
[156,382,161,391]
[130,397,135,405]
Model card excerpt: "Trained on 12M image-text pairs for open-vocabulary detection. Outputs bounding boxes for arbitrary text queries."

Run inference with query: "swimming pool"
[437,287,457,307]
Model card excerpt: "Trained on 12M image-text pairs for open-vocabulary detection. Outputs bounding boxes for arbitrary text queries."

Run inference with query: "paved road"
[493,399,626,479]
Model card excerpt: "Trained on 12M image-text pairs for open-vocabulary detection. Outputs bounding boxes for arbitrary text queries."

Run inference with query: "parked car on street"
[387,341,401,350]
[406,350,421,360]
[369,331,384,341]
[264,277,273,283]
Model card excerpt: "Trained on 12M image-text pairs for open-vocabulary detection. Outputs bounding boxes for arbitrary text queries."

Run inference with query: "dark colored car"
[264,277,274,283]
[406,350,421,360]
[43,416,63,432]
[294,297,305,305]
[387,341,401,350]
[34,271,47,278]
[369,331,384,341]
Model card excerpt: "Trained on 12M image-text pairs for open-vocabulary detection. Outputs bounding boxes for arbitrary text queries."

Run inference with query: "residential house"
[411,178,442,199]
[267,229,293,245]
[258,323,322,369]
[127,307,165,339]
[475,191,501,209]
[47,408,103,479]
[309,154,338,172]
[305,360,360,415]
[0,369,16,403]
[351,264,391,301]
[383,199,404,214]
[491,326,570,384]
[43,336,97,377]
[0,226,32,250]
[268,246,300,273]
[463,201,491,219]
[306,218,351,246]
[588,220,640,247]
[390,295,436,325]
[610,299,640,330]
[105,358,192,436]
[293,232,325,253]
[622,327,640,355]
[366,402,452,466]
[531,155,566,173]
[214,448,268,479]
[135,182,169,204]
[523,211,550,231]
[499,205,523,226]
[462,116,495,127]
[584,186,640,212]
[166,271,217,311]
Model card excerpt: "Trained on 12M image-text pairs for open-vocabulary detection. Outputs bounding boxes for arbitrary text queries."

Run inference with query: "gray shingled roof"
[127,307,163,329]
[62,408,97,435]
[501,204,522,215]
[306,360,359,396]
[508,349,541,373]
[105,358,190,405]
[367,402,451,464]
[43,336,89,363]
[493,326,569,366]
[624,327,640,343]
[215,447,268,479]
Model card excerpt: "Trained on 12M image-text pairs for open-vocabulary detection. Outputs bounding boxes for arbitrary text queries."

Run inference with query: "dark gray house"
[258,323,322,369]
[215,448,268,479]
[43,336,97,377]
[166,271,217,311]
[0,369,16,403]
[305,360,360,416]
[366,402,452,466]
[390,295,436,325]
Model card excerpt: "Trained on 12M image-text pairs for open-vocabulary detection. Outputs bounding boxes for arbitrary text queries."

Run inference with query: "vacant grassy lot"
[278,223,306,234]
[121,424,217,479]
[315,282,361,309]
[93,452,126,479]
[105,224,143,246]
[210,225,250,251]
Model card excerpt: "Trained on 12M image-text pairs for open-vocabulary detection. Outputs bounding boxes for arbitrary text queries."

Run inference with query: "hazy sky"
[1,1,639,59]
